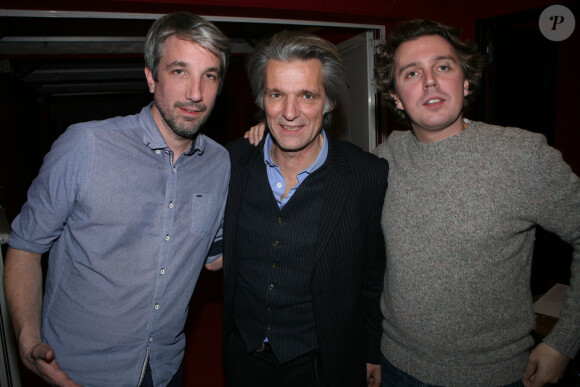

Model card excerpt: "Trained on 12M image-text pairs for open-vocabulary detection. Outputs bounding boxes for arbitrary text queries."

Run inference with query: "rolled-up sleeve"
[9,124,89,253]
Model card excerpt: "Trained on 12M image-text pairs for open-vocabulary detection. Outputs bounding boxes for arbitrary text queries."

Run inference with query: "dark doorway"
[476,13,557,144]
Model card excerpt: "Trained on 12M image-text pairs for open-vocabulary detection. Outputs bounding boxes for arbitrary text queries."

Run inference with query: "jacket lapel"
[313,137,351,260]
[225,140,264,263]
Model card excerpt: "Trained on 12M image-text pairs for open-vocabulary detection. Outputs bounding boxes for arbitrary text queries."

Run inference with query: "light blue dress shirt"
[9,104,230,386]
[263,131,328,209]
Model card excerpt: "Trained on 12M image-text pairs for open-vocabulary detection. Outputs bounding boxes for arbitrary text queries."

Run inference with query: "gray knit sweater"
[373,120,580,386]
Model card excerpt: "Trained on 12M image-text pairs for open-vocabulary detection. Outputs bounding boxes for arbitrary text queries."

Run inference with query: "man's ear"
[323,99,335,115]
[390,91,404,110]
[463,79,470,97]
[144,67,156,94]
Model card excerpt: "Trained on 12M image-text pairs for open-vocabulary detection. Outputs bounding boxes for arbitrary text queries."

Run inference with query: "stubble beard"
[156,99,210,140]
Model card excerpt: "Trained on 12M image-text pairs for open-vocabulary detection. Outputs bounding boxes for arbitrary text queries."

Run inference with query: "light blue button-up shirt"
[263,131,328,209]
[9,104,230,386]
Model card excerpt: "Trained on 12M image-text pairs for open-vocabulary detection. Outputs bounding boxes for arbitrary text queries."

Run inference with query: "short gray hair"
[247,30,347,128]
[144,12,230,91]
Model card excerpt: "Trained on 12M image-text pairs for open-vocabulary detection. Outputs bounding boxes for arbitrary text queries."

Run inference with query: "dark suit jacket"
[223,134,389,386]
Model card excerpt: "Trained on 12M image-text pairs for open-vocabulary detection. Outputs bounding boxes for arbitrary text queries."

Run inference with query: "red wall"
[1,0,564,38]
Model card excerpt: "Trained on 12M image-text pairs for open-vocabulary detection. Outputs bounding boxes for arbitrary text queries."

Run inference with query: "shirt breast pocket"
[191,193,217,237]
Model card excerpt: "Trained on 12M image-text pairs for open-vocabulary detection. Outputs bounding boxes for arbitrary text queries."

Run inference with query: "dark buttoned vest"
[232,153,328,364]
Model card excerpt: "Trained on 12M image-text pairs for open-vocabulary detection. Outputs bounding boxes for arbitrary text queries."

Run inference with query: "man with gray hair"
[220,31,389,386]
[4,12,230,386]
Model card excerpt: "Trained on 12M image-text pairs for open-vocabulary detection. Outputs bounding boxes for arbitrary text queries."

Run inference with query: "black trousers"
[224,328,326,387]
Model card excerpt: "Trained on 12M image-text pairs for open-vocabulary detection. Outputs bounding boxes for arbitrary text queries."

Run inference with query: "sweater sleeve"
[529,134,580,359]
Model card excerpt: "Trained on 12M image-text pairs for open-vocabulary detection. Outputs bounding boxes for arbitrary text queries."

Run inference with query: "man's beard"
[156,99,210,139]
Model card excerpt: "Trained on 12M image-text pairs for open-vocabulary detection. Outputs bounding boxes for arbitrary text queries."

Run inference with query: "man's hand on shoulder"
[244,122,267,146]
[23,342,81,387]
[523,342,569,387]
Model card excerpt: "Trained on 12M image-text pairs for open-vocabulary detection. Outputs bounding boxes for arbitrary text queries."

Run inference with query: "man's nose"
[186,79,203,102]
[423,70,439,89]
[282,98,300,120]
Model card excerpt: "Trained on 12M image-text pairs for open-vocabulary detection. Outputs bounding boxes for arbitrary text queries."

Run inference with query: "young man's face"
[391,34,469,143]
[263,58,328,155]
[145,35,221,140]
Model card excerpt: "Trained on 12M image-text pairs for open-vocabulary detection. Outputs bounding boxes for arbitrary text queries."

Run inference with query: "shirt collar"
[138,103,205,156]
[263,130,328,174]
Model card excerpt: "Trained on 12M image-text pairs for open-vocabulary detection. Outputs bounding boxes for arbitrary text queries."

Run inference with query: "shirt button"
[155,150,161,155]
[165,235,170,241]
[173,168,177,173]
[154,304,159,310]
[268,283,274,291]
[169,202,174,209]
[276,182,282,189]
[149,337,153,343]
[160,269,165,275]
